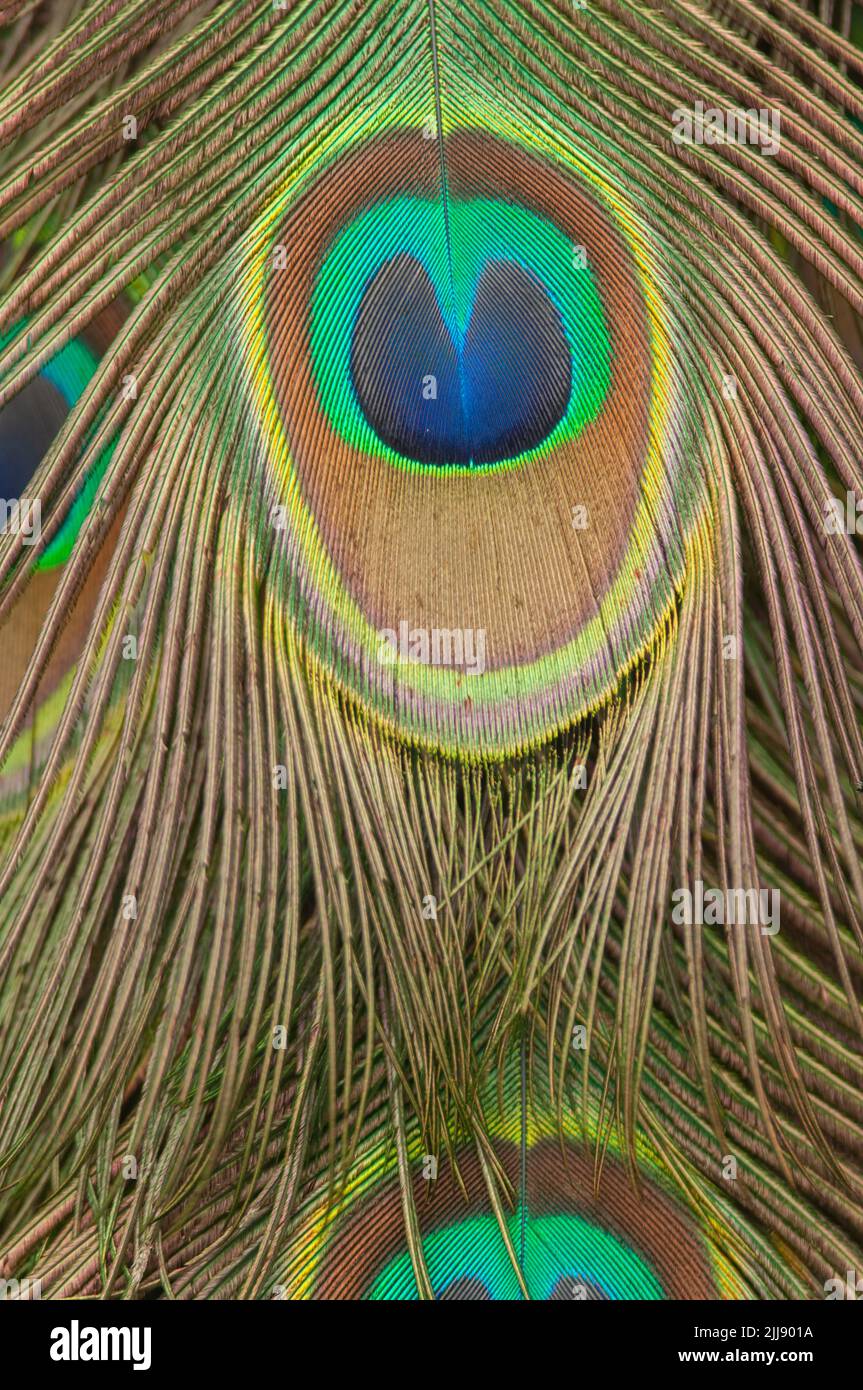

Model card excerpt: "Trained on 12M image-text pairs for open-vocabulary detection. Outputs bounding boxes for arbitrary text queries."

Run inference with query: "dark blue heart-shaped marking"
[350,255,571,466]
[0,375,68,497]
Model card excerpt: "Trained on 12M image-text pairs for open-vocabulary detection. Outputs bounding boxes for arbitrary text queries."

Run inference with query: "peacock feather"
[0,0,862,1301]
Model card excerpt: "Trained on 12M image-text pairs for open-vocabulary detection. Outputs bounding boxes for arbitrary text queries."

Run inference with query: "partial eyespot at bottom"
[292,1139,731,1301]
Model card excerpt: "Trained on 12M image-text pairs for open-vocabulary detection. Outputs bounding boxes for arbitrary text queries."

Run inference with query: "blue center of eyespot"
[308,197,612,472]
[350,254,572,466]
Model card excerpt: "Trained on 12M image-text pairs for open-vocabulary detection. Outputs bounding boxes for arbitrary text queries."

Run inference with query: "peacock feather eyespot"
[251,123,705,756]
[282,1063,748,1302]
